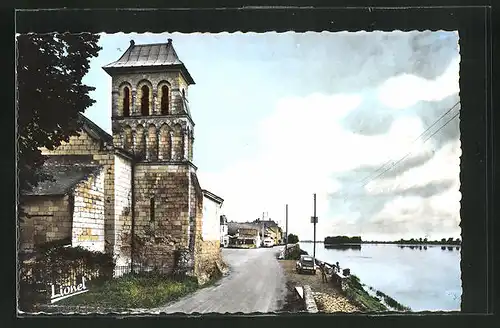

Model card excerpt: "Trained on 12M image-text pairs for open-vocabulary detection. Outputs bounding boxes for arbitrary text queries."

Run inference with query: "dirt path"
[279,260,360,313]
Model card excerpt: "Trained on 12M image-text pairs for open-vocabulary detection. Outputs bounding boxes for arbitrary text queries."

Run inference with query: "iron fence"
[113,263,168,277]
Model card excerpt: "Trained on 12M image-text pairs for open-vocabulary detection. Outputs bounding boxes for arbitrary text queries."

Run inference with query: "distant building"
[227,222,261,248]
[253,219,283,245]
[220,215,229,247]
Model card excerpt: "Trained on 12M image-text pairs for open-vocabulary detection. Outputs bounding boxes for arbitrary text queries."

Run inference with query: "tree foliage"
[324,236,362,244]
[17,33,101,196]
[287,233,299,244]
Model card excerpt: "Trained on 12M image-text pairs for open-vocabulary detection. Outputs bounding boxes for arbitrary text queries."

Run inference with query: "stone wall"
[111,71,188,117]
[41,130,116,255]
[110,70,194,165]
[19,196,71,252]
[132,163,190,273]
[40,131,102,155]
[195,239,223,285]
[71,167,106,252]
[113,154,133,267]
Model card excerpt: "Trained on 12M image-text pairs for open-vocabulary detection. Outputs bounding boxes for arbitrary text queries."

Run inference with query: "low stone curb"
[303,285,318,313]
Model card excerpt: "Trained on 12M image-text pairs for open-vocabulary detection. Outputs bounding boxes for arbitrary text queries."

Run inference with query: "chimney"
[167,38,173,44]
[130,40,135,46]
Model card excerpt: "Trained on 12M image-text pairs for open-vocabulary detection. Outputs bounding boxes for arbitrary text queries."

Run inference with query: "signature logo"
[50,276,88,303]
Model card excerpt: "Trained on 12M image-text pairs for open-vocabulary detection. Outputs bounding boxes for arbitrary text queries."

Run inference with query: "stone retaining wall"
[303,285,318,313]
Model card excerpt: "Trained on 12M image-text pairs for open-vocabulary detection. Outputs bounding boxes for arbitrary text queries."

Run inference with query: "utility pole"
[285,204,288,246]
[311,193,318,264]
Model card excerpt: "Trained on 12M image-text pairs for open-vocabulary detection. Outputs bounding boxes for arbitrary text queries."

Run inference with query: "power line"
[361,110,459,189]
[358,101,460,186]
[336,101,460,202]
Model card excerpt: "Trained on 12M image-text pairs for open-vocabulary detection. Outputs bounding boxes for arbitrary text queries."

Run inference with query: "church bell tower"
[103,38,199,272]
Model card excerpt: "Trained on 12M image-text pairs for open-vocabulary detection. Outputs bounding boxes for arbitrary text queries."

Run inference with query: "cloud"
[199,33,460,241]
[282,30,459,95]
[377,56,460,109]
[94,30,459,242]
[199,92,461,242]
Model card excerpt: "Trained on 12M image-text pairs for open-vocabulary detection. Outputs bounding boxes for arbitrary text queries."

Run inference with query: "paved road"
[155,247,287,314]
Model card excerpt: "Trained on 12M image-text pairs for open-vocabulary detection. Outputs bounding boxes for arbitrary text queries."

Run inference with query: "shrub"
[284,245,308,260]
[18,245,115,312]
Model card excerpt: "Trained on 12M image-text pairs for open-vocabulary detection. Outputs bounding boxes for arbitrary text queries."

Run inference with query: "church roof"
[78,112,113,146]
[23,155,102,196]
[102,39,195,85]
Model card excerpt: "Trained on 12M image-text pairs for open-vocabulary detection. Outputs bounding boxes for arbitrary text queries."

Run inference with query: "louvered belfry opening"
[123,87,130,117]
[161,85,169,115]
[141,85,149,116]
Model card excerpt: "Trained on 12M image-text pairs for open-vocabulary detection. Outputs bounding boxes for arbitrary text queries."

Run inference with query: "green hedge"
[19,244,115,312]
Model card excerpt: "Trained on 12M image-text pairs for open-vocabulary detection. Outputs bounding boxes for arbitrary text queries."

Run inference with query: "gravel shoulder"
[278,260,361,313]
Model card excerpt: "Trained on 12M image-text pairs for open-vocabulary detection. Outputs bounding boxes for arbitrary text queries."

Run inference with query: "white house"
[220,215,229,247]
[201,190,224,245]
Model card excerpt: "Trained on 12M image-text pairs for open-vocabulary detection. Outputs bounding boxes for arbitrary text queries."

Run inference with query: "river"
[298,242,462,312]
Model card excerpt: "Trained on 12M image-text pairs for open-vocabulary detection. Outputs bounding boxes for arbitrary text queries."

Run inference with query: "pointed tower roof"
[102,38,195,85]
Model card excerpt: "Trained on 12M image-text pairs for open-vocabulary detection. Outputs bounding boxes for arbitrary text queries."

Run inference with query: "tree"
[287,234,299,244]
[17,33,101,204]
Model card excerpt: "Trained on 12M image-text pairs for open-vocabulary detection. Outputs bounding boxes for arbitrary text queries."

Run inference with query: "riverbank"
[282,244,411,313]
[278,259,359,313]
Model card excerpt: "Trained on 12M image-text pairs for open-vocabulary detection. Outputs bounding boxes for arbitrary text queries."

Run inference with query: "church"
[19,39,225,284]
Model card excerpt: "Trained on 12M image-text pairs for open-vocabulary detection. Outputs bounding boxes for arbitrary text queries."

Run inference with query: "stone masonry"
[40,130,117,255]
[113,154,133,268]
[71,167,106,252]
[21,39,224,284]
[131,164,191,272]
[19,196,72,251]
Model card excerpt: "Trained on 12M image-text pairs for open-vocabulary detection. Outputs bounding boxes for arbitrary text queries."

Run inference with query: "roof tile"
[102,40,195,84]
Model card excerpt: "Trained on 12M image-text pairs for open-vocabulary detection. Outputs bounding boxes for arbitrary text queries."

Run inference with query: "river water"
[298,242,462,312]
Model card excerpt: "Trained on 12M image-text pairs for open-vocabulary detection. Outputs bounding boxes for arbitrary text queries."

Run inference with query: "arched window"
[182,89,186,99]
[123,87,130,117]
[141,85,149,116]
[161,85,169,115]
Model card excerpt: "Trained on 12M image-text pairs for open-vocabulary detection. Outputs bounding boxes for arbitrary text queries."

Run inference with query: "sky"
[82,31,461,242]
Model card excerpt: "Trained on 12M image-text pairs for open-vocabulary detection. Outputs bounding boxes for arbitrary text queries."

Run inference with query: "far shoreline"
[299,241,461,246]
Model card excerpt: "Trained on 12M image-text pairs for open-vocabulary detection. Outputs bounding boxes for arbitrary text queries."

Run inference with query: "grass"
[343,275,388,312]
[372,288,411,312]
[57,272,199,309]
